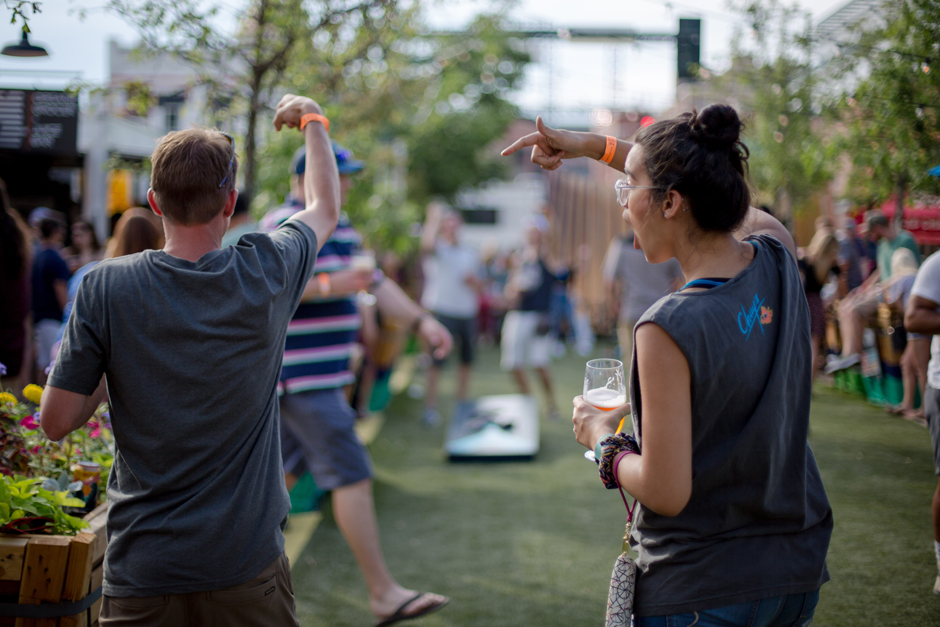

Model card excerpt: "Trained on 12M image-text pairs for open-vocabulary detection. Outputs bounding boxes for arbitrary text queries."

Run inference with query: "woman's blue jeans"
[633,590,820,627]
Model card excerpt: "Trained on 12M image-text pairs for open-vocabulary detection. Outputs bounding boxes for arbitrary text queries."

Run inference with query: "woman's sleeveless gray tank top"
[629,234,832,617]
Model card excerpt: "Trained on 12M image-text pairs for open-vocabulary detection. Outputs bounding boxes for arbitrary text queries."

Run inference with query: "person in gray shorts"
[904,249,940,595]
[420,201,482,425]
[265,144,452,626]
[40,93,339,626]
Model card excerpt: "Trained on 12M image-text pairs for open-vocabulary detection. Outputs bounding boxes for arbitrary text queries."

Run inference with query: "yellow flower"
[0,392,16,405]
[22,384,43,405]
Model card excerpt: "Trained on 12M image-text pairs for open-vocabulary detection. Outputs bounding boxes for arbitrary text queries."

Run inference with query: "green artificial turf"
[290,344,940,626]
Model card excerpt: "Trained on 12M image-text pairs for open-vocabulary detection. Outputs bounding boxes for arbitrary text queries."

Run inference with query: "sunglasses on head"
[219,133,235,188]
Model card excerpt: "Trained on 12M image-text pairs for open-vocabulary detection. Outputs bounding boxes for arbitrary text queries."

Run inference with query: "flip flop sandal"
[374,592,449,627]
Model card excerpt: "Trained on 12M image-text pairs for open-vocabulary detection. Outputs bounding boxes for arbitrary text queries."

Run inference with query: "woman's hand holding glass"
[572,396,630,451]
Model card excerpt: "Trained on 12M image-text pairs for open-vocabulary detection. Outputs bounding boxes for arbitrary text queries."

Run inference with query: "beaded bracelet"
[597,433,640,489]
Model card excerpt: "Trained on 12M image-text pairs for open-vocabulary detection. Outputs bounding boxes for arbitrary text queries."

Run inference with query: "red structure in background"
[879,197,940,246]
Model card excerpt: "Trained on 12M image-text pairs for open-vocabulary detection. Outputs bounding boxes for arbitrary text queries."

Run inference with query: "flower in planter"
[0,392,16,406]
[22,385,43,406]
[0,362,6,376]
[19,414,39,431]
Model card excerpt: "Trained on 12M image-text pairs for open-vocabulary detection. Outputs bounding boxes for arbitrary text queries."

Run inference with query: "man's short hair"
[39,217,61,239]
[866,210,889,230]
[150,129,237,225]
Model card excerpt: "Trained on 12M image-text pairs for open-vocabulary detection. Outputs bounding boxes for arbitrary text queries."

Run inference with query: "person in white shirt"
[420,202,483,425]
[904,250,940,595]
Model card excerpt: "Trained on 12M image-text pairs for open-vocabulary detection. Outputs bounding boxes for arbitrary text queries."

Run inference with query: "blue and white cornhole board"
[445,394,540,461]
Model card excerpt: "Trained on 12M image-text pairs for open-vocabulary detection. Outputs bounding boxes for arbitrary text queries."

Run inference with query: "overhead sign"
[0,89,78,155]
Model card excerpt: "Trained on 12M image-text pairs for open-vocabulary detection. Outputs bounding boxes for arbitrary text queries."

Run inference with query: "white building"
[79,40,224,239]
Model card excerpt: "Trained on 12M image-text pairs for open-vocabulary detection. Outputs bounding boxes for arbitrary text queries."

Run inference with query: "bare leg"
[456,363,471,400]
[425,364,440,410]
[913,338,931,413]
[933,478,940,543]
[511,368,530,394]
[534,366,557,412]
[837,295,864,356]
[810,334,821,381]
[332,479,446,619]
[285,472,298,492]
[898,345,916,412]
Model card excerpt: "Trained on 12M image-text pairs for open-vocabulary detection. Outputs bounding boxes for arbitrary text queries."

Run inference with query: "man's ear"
[222,189,238,219]
[147,189,164,218]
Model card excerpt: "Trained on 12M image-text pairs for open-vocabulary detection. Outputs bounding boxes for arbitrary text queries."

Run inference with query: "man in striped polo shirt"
[262,144,452,626]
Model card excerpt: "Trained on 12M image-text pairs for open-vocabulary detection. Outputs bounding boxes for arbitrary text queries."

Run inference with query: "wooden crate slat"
[16,536,71,627]
[62,533,96,602]
[0,539,29,582]
[83,515,106,569]
[89,565,102,627]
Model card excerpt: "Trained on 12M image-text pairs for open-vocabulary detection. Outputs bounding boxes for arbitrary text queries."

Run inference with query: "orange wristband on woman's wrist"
[599,135,617,164]
[300,113,330,132]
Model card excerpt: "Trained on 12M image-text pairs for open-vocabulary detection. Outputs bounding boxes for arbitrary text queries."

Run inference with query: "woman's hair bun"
[688,104,743,150]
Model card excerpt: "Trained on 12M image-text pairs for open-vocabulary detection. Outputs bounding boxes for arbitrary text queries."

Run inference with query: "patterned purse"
[605,452,638,627]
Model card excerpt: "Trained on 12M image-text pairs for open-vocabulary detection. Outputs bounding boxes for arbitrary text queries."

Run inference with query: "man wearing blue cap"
[262,142,451,626]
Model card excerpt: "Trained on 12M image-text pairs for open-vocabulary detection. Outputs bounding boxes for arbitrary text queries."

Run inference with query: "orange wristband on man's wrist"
[599,135,617,164]
[300,113,330,132]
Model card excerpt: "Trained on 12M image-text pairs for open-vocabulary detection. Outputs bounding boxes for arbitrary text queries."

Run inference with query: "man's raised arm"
[272,94,340,250]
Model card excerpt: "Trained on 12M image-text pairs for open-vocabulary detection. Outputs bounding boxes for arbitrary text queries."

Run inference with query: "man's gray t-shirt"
[48,221,318,597]
[602,235,681,323]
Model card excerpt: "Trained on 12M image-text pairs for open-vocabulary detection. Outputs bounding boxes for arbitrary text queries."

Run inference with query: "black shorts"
[432,312,476,366]
[924,386,940,475]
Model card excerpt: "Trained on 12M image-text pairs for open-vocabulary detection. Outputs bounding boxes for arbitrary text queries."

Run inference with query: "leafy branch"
[4,0,41,33]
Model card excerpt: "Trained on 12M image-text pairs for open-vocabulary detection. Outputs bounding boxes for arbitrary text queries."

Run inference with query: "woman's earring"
[663,212,667,218]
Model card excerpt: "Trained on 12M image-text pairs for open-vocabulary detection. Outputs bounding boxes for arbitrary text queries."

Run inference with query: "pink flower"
[19,414,39,430]
[31,445,41,454]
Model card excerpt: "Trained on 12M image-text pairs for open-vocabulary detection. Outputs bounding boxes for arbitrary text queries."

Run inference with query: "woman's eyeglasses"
[614,178,660,207]
[219,133,236,188]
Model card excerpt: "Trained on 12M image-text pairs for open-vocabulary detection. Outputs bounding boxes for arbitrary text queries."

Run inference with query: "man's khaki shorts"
[100,553,299,627]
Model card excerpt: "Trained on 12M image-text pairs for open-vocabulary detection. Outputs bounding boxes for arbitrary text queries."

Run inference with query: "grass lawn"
[289,344,940,626]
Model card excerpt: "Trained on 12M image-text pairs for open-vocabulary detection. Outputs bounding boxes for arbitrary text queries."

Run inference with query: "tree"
[829,0,940,212]
[715,1,833,220]
[253,6,530,254]
[108,0,400,204]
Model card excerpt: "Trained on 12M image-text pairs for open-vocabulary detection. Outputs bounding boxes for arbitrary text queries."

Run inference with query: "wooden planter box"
[0,502,108,627]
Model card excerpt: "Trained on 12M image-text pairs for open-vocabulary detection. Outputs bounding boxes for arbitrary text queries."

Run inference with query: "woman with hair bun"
[503,105,832,626]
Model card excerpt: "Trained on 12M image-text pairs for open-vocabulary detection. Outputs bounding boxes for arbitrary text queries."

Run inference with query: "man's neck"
[229,214,251,229]
[162,222,224,262]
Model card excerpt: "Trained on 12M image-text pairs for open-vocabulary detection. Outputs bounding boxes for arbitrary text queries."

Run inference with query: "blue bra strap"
[680,278,729,291]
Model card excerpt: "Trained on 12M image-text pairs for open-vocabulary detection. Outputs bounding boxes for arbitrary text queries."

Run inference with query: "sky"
[0,0,850,115]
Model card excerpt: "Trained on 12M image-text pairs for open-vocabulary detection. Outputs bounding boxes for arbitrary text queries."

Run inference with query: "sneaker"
[422,407,441,427]
[934,574,940,595]
[824,353,861,374]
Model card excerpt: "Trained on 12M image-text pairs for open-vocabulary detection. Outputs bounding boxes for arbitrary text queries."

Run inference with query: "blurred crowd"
[1,181,164,393]
[798,210,928,422]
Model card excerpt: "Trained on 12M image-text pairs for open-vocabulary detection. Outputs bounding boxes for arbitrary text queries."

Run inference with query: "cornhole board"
[445,394,540,462]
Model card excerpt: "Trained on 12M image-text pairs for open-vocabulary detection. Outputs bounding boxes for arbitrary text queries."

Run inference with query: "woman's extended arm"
[572,322,693,517]
[501,116,631,173]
